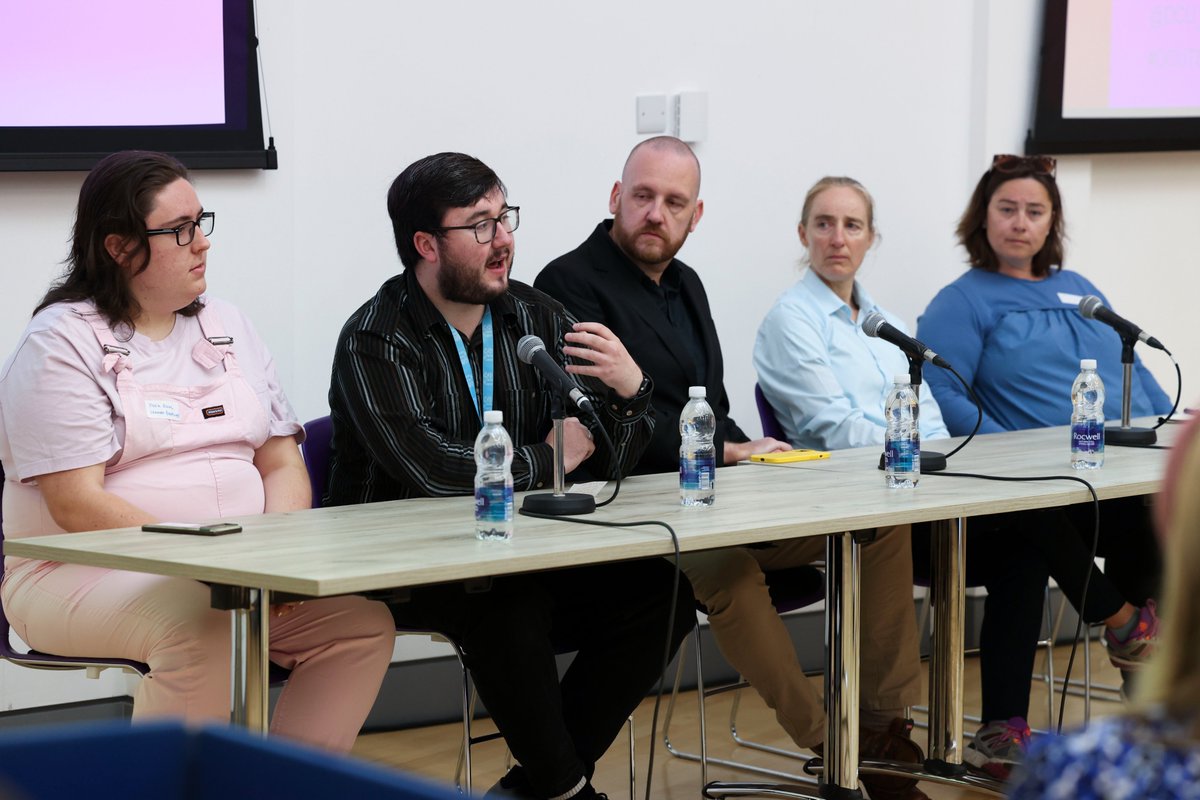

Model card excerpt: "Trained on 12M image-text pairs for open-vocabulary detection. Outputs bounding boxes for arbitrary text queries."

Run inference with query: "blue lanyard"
[449,306,494,425]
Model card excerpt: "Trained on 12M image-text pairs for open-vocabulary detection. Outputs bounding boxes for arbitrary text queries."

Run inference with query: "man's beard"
[438,252,511,305]
[612,219,686,270]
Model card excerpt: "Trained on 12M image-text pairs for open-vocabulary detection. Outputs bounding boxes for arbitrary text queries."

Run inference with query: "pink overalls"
[1,305,394,752]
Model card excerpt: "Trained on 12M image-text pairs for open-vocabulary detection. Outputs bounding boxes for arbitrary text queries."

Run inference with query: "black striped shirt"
[325,269,654,505]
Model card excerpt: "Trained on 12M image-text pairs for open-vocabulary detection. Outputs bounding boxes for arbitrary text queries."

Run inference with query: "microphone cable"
[1152,347,1182,431]
[523,404,683,799]
[938,365,983,460]
[518,506,682,800]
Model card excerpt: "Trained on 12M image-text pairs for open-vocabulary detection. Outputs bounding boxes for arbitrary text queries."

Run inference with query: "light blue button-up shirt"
[753,268,950,451]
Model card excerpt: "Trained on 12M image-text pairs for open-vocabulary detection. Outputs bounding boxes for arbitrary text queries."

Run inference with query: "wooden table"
[4,422,1174,798]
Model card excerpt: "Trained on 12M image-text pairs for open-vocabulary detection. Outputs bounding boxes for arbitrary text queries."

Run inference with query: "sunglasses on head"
[991,153,1057,176]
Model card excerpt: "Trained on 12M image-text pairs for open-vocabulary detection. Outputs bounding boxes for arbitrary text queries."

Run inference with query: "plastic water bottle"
[474,410,514,540]
[680,386,716,506]
[884,375,920,488]
[1071,358,1105,469]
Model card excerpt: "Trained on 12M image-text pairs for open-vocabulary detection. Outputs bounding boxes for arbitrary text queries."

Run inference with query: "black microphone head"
[860,311,888,337]
[1078,295,1103,319]
[517,335,546,365]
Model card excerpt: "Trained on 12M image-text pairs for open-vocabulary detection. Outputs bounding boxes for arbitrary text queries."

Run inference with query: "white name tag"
[145,399,182,421]
[1057,292,1084,305]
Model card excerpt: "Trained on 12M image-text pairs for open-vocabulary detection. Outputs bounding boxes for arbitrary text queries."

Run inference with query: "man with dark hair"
[327,152,692,800]
[536,138,931,800]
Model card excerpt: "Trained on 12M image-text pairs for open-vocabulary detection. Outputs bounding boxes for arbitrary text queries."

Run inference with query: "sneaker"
[483,766,537,799]
[857,718,930,800]
[1105,600,1159,670]
[964,717,1031,781]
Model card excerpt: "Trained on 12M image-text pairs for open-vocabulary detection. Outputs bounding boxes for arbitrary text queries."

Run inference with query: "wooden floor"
[352,641,1126,798]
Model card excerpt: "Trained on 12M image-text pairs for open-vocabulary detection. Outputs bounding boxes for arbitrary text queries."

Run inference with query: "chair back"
[301,416,334,509]
[754,384,787,441]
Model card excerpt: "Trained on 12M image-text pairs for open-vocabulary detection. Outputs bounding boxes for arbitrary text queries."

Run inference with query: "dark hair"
[35,150,202,328]
[956,163,1065,278]
[386,152,506,269]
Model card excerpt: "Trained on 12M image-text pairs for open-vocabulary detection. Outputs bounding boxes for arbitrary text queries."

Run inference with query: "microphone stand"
[906,356,947,472]
[520,393,596,516]
[1105,334,1156,447]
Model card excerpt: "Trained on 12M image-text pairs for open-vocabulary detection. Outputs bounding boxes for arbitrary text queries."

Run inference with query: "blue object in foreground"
[0,720,457,800]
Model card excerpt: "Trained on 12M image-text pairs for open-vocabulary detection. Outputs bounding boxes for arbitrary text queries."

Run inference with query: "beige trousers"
[682,525,922,748]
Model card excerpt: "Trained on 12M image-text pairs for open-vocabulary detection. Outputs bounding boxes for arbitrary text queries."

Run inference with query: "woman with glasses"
[916,155,1170,778]
[0,150,395,752]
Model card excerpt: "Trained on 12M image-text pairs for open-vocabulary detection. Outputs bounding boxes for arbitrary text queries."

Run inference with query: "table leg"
[230,587,271,732]
[703,532,860,800]
[821,530,862,797]
[925,518,966,775]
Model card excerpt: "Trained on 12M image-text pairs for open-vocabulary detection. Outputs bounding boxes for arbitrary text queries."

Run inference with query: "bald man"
[536,137,929,800]
[536,136,786,473]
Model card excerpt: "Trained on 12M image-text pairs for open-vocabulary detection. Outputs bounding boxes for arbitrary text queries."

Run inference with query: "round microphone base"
[1106,426,1157,447]
[876,449,947,472]
[520,492,596,516]
[922,450,948,472]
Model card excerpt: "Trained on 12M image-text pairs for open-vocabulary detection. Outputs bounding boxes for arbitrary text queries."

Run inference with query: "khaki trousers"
[682,525,922,748]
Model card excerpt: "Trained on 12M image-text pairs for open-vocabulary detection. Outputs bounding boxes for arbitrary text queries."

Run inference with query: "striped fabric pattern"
[325,269,653,506]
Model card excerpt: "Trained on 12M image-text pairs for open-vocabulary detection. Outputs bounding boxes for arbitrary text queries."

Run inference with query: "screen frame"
[0,0,276,172]
[1027,0,1200,155]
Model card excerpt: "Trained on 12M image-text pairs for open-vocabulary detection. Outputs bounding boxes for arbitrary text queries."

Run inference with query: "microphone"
[860,312,950,368]
[517,335,595,413]
[1078,296,1164,351]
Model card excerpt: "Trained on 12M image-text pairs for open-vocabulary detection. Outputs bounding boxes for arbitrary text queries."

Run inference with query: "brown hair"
[35,150,202,329]
[956,162,1064,278]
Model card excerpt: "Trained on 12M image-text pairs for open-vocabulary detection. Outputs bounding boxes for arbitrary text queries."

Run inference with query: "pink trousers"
[3,561,395,753]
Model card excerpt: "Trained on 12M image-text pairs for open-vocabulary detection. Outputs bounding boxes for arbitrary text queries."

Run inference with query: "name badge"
[1057,292,1083,305]
[202,405,226,419]
[145,399,182,421]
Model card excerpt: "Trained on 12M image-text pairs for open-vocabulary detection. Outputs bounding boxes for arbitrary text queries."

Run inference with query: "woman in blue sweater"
[918,154,1167,778]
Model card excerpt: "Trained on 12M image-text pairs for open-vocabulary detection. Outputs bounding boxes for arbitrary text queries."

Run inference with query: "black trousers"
[385,558,693,798]
[913,496,1161,723]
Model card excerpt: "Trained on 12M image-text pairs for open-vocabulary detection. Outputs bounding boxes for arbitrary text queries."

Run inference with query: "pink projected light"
[1110,0,1200,111]
[0,0,226,127]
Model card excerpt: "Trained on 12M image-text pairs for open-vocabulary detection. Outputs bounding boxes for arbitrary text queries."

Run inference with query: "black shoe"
[484,766,537,799]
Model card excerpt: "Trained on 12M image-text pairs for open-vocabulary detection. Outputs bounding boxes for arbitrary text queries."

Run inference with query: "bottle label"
[885,438,918,473]
[475,484,513,523]
[1071,421,1104,454]
[680,454,716,491]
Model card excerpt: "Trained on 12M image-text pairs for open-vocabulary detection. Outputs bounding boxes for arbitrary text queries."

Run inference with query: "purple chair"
[300,415,334,508]
[0,462,149,678]
[754,383,787,441]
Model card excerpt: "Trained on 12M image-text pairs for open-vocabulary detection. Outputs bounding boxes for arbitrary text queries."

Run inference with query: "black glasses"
[146,211,215,246]
[991,154,1057,176]
[432,207,519,244]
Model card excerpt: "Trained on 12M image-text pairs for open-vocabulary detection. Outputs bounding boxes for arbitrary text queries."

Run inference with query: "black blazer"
[535,221,747,475]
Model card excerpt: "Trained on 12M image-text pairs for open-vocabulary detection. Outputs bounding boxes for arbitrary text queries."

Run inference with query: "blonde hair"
[797,176,879,267]
[1138,416,1200,726]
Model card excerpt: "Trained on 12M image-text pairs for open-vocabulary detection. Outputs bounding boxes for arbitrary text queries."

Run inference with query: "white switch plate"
[636,95,667,134]
[674,91,708,142]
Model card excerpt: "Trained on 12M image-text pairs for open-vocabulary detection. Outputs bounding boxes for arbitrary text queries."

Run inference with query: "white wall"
[2,0,1197,710]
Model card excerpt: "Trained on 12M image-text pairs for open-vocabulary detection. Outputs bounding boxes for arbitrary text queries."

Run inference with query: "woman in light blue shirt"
[754,176,1058,783]
[753,178,948,450]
